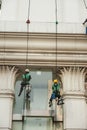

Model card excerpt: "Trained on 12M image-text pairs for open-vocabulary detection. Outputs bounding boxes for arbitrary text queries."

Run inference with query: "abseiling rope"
[22,0,31,124]
[55,0,58,78]
[26,0,31,68]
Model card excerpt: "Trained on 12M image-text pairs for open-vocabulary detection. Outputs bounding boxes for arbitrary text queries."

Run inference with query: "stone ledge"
[0,127,12,130]
[0,32,86,39]
[0,89,14,98]
[13,114,22,121]
[63,91,87,99]
[64,128,87,130]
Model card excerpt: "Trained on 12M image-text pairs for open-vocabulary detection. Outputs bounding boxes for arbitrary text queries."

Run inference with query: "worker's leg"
[56,91,64,105]
[49,92,55,107]
[18,82,25,96]
[26,86,30,99]
[26,83,31,98]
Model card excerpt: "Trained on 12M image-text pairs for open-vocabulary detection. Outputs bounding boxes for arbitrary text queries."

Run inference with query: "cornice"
[0,32,87,40]
[0,32,86,67]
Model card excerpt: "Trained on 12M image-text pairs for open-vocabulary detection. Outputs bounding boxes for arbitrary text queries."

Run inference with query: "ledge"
[23,110,54,118]
[0,32,87,39]
[0,89,14,98]
[63,91,87,99]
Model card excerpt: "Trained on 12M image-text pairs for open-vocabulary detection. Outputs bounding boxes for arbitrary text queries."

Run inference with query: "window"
[12,70,63,130]
[13,70,52,114]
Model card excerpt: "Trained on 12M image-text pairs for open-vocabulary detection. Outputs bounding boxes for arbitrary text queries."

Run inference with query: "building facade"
[0,0,87,130]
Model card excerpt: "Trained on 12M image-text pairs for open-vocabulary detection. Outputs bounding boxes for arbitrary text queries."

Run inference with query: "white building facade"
[0,0,87,130]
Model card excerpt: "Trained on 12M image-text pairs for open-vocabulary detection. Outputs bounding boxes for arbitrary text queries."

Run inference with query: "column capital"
[59,67,87,93]
[0,65,18,91]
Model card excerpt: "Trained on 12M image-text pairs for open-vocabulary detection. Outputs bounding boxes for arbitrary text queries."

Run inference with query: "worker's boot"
[49,101,52,107]
[57,98,64,105]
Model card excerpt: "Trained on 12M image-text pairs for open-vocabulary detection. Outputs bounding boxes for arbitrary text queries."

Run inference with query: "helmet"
[25,69,30,72]
[53,79,58,83]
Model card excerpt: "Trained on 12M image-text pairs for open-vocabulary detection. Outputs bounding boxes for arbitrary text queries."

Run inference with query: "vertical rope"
[3,31,6,66]
[26,23,29,68]
[55,0,58,78]
[26,0,30,68]
[22,1,31,127]
[27,0,31,20]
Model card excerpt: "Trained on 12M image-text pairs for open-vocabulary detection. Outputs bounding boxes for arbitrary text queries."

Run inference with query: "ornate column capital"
[59,67,87,93]
[0,65,19,98]
[0,66,18,91]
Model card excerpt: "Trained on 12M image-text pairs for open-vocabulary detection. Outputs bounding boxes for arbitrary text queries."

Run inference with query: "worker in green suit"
[49,79,64,107]
[18,69,31,96]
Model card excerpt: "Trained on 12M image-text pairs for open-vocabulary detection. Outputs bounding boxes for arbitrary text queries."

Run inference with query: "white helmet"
[25,69,30,72]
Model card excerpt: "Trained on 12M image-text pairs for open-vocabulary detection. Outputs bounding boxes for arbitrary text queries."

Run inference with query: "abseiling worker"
[49,79,64,107]
[18,69,31,96]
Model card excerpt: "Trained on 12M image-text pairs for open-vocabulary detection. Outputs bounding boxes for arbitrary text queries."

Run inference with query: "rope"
[3,31,6,66]
[55,0,58,78]
[27,0,31,20]
[26,0,30,68]
[22,1,31,127]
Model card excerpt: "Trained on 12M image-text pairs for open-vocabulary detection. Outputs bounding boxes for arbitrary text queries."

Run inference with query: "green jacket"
[22,73,31,84]
[52,83,60,92]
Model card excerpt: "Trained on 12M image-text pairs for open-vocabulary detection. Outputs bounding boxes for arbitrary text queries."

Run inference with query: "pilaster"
[60,67,87,130]
[0,66,18,130]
